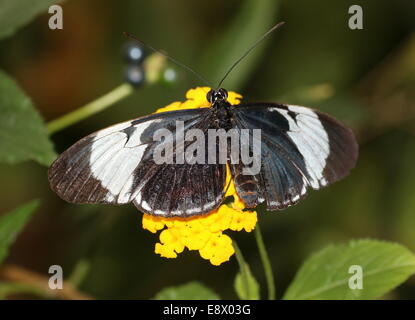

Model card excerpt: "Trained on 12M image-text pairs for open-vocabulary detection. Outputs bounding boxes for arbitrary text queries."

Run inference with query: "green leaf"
[233,242,260,300]
[234,268,260,300]
[201,0,279,90]
[0,0,63,40]
[0,70,56,166]
[0,200,40,264]
[283,239,415,300]
[153,281,220,300]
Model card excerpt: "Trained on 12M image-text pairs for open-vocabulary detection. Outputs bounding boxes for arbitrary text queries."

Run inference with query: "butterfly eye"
[218,88,228,100]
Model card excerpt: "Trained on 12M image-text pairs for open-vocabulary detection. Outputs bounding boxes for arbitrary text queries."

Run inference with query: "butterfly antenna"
[216,21,286,89]
[124,32,214,88]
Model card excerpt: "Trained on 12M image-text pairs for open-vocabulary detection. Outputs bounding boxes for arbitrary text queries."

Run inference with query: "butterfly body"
[49,88,358,217]
[208,89,233,130]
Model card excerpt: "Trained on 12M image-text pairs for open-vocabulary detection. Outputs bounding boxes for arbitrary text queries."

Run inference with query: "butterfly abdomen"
[233,173,260,208]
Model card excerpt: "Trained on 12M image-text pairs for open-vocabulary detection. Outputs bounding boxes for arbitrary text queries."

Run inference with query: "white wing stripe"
[89,138,148,203]
[276,106,330,188]
[107,145,147,202]
[88,120,164,204]
[125,120,160,148]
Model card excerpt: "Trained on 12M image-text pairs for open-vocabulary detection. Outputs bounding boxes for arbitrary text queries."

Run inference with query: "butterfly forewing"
[48,108,227,216]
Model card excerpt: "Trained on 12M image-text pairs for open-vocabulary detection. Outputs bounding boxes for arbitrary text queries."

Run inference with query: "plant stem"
[233,241,251,299]
[254,223,276,300]
[47,83,134,134]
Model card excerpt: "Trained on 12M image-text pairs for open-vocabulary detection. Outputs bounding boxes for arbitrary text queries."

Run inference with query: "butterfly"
[48,87,358,217]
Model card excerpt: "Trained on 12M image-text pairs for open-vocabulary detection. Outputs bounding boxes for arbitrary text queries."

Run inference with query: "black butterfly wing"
[131,111,228,217]
[229,102,358,210]
[48,108,227,217]
[133,159,227,217]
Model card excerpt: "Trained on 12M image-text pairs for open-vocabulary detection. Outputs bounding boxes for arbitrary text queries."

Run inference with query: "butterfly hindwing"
[133,162,227,217]
[230,102,358,210]
[48,108,227,217]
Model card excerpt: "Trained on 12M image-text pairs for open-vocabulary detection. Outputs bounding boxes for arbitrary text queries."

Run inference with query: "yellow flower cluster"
[142,87,258,266]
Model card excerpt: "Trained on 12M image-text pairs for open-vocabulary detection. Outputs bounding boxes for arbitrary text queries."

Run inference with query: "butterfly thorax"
[207,88,233,130]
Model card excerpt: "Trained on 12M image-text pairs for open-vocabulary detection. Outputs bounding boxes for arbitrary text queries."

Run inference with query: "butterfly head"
[207,88,228,106]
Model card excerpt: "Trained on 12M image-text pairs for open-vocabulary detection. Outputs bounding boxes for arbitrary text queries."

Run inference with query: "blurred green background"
[1,0,415,299]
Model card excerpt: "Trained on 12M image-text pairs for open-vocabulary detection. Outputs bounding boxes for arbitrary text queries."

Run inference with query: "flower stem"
[47,83,134,134]
[254,223,276,300]
[233,241,251,299]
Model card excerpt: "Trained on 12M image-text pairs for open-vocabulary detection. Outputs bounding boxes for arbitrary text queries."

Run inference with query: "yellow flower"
[142,87,257,266]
